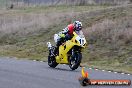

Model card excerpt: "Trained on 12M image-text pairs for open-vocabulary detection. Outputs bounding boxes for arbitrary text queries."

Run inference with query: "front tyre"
[69,53,82,70]
[48,56,58,68]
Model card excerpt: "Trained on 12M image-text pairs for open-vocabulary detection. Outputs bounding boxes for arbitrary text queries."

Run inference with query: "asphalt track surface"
[0,57,131,88]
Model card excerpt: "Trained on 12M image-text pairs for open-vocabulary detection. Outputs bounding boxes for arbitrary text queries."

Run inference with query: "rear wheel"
[48,46,58,68]
[69,53,82,70]
[48,56,58,68]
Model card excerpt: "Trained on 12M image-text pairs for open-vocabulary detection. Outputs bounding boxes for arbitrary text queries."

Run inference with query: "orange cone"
[81,67,88,78]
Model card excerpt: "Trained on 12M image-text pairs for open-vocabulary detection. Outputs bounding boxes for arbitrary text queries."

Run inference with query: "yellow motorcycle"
[47,30,87,70]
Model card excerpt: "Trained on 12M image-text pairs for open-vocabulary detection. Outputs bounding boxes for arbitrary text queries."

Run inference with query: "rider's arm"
[62,27,69,34]
[58,27,69,38]
[58,31,65,38]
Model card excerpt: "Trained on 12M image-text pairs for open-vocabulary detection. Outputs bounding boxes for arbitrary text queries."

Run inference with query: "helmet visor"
[76,25,82,31]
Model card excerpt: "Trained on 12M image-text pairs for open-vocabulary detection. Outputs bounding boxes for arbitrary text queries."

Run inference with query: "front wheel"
[48,56,58,68]
[69,53,82,70]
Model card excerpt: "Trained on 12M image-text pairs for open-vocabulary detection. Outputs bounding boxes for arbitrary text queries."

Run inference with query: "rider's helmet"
[74,21,82,31]
[67,24,74,35]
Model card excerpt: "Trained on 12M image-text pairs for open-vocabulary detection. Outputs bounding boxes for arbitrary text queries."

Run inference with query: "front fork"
[71,47,81,58]
[71,49,79,62]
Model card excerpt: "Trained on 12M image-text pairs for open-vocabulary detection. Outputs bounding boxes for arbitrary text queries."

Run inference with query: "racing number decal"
[76,36,85,46]
[79,39,84,45]
[79,39,81,44]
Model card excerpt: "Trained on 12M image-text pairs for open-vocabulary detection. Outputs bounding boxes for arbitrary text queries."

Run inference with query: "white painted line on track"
[87,67,132,76]
[114,72,117,74]
[108,71,111,72]
[95,69,98,70]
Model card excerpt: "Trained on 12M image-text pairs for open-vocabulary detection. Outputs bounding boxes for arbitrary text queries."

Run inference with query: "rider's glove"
[59,34,65,38]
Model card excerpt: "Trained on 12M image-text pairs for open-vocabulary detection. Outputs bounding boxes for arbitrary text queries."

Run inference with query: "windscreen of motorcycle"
[75,30,85,38]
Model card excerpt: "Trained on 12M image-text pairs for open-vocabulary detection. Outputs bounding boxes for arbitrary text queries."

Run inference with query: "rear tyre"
[48,46,58,68]
[69,53,82,70]
[48,56,58,68]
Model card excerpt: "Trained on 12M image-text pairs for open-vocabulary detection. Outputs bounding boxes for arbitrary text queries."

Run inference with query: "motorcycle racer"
[54,21,82,55]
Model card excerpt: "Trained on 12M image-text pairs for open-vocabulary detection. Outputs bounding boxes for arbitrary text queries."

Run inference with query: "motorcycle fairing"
[56,32,84,64]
